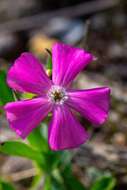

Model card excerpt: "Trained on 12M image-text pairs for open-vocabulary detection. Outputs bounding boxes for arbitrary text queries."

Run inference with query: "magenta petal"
[48,105,89,151]
[7,53,52,95]
[67,87,111,126]
[4,97,52,138]
[52,43,94,87]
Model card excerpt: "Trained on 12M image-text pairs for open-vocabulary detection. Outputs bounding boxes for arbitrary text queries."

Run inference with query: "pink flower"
[4,43,110,151]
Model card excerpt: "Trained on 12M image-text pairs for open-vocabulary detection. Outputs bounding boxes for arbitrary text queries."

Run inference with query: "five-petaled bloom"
[4,43,110,151]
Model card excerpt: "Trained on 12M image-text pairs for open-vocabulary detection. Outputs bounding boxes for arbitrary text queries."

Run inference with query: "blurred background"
[0,0,127,189]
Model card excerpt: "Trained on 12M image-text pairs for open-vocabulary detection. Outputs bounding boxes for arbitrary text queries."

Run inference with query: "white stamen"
[48,85,68,105]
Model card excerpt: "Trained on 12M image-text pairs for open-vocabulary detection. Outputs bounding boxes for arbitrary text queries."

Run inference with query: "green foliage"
[46,55,52,70]
[0,132,88,190]
[0,132,116,190]
[0,179,15,190]
[43,175,66,190]
[64,175,86,190]
[27,127,48,152]
[90,174,116,190]
[50,176,65,190]
[0,70,14,106]
[46,50,52,77]
[21,92,35,100]
[62,165,86,190]
[0,141,45,164]
[44,176,52,190]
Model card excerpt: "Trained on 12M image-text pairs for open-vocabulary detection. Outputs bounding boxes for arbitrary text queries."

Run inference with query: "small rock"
[112,133,126,146]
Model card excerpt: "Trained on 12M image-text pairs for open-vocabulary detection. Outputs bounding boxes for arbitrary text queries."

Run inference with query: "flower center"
[48,85,68,105]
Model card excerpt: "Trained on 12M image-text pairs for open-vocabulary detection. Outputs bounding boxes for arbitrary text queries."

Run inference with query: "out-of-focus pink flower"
[4,43,110,151]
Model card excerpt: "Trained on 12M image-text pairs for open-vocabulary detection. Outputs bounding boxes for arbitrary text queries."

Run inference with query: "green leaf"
[46,51,52,77]
[44,176,65,190]
[63,175,86,190]
[59,151,71,166]
[0,70,14,105]
[51,177,65,190]
[62,165,86,190]
[29,175,43,190]
[27,127,48,152]
[90,175,116,190]
[44,151,61,172]
[46,56,52,70]
[45,151,71,173]
[44,176,52,190]
[0,179,15,190]
[0,141,45,164]
[21,92,35,99]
